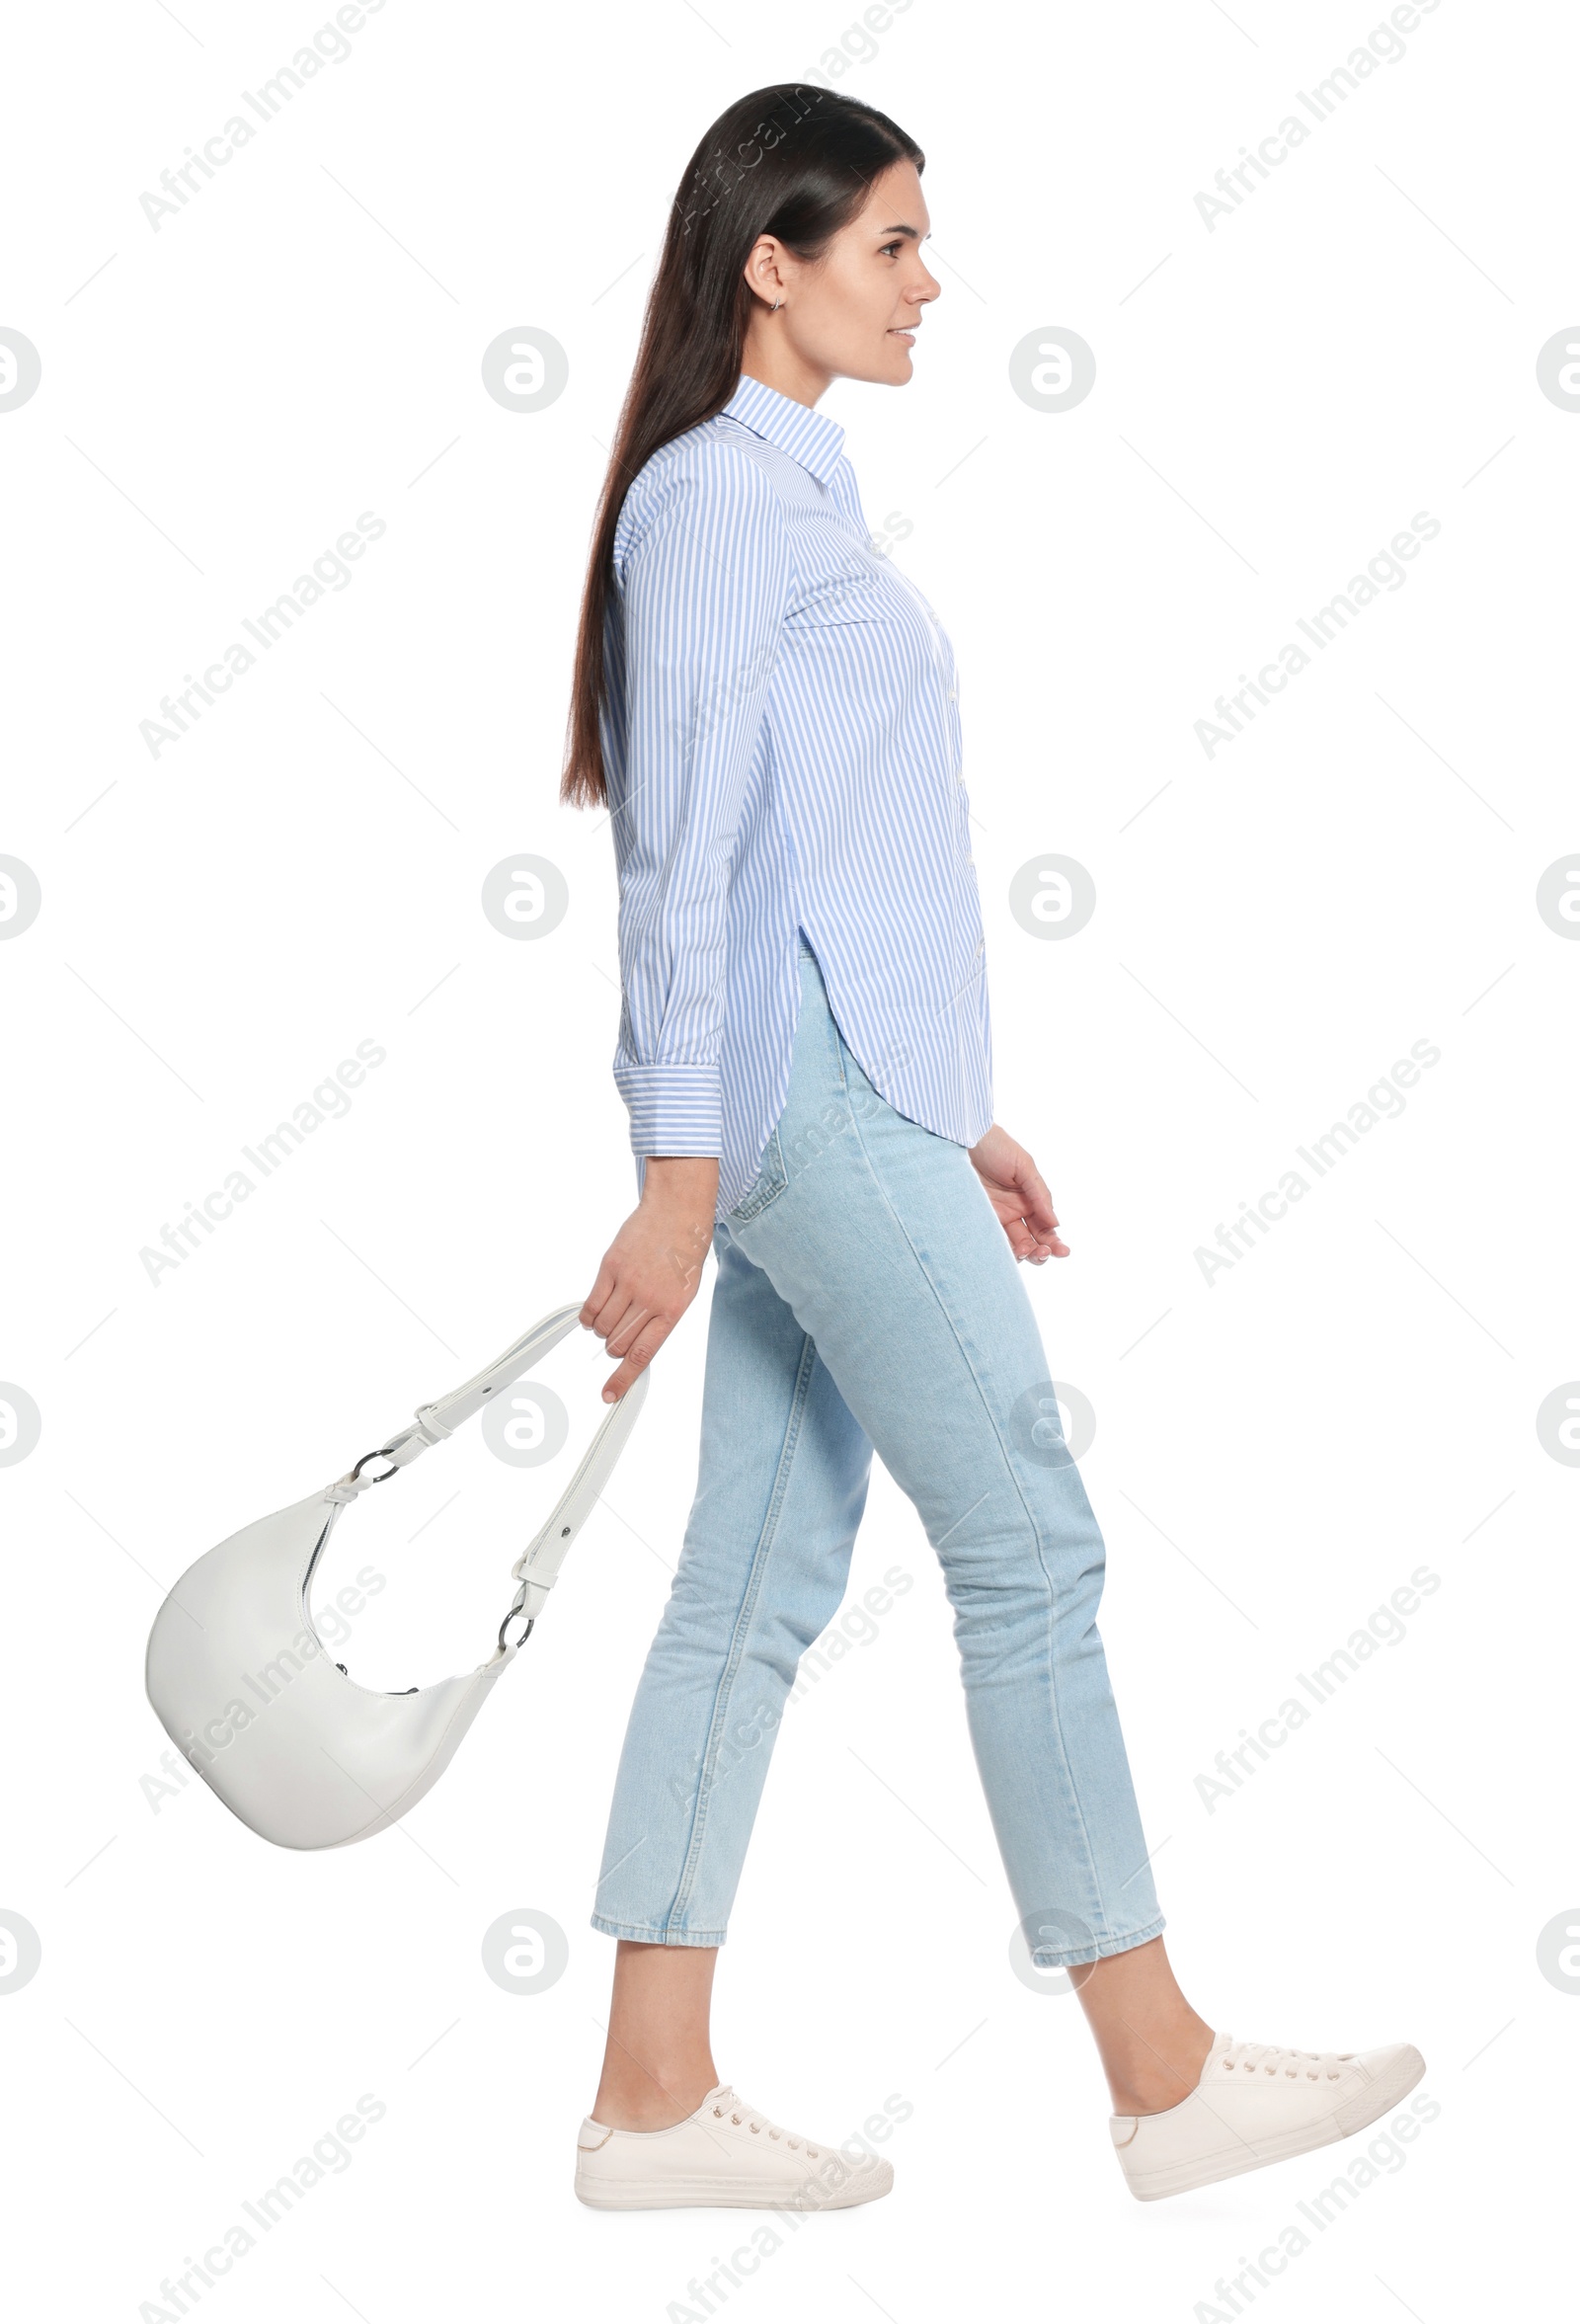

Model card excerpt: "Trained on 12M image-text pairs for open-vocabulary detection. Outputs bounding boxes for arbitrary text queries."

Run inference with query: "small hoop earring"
[769,296,781,313]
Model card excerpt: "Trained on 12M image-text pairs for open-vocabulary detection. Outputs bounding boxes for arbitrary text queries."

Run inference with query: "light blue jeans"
[592,935,1165,1967]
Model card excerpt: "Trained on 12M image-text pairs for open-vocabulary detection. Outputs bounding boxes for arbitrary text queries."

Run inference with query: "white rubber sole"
[576,2162,894,2211]
[1120,2045,1426,2202]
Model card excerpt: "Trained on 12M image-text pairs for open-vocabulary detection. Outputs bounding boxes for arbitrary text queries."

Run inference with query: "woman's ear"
[742,234,788,310]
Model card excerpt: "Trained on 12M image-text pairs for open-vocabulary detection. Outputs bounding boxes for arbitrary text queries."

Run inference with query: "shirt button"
[947,687,957,702]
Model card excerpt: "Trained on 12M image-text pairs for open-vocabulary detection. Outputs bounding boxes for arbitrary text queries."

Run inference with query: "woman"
[563,84,1422,2210]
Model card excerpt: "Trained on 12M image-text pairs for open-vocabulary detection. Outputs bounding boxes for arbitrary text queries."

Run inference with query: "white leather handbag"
[144,1307,649,1851]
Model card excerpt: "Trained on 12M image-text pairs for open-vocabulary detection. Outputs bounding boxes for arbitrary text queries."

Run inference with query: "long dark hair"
[560,83,924,809]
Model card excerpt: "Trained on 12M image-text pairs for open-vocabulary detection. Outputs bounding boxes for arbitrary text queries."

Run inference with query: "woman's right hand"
[581,1157,720,1402]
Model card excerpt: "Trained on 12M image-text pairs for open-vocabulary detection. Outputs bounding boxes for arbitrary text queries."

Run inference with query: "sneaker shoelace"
[708,2088,822,2158]
[1219,2038,1351,2084]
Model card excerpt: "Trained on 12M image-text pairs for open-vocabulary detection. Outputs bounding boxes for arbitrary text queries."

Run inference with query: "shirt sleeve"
[607,441,792,1159]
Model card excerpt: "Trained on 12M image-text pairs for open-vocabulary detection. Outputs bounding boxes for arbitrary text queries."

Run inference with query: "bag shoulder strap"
[322,1308,651,1647]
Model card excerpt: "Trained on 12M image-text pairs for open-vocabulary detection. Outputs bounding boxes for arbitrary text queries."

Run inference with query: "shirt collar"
[719,373,845,487]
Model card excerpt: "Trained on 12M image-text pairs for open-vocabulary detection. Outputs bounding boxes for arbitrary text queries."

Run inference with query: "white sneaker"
[575,2081,895,2211]
[1111,2030,1426,2201]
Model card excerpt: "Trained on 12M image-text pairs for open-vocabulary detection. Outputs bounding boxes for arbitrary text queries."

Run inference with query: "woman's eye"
[881,240,903,258]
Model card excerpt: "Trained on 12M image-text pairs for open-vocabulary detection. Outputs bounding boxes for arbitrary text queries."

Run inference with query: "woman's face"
[743,158,941,392]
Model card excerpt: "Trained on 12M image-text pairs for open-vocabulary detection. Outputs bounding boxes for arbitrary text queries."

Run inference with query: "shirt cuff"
[613,1064,724,1158]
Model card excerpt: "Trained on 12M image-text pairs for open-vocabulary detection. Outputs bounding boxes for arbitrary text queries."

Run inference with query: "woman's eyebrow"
[877,221,924,239]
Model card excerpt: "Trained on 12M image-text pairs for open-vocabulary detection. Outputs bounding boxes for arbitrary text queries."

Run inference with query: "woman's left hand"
[968,1123,1069,1263]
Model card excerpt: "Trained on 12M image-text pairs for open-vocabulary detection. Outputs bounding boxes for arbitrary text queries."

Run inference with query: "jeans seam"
[828,990,850,1095]
[590,1915,730,1947]
[727,1127,786,1224]
[664,1326,819,1935]
[836,1079,1112,1935]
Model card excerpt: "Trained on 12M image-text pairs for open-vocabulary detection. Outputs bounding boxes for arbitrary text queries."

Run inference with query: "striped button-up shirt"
[600,371,992,1219]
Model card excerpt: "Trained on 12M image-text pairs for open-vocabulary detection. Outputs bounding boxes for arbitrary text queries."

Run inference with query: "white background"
[1,1,1573,2317]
